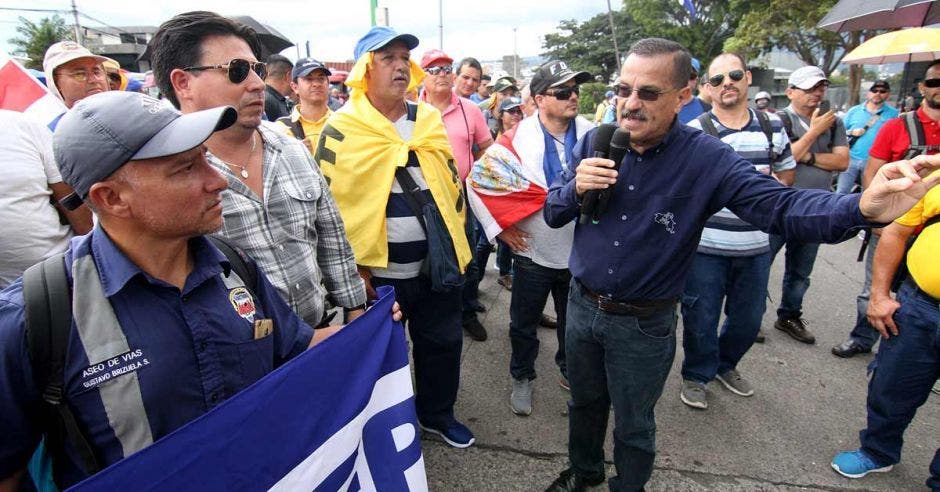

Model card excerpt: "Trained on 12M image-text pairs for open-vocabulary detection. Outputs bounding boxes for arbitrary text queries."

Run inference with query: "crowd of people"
[0,10,938,492]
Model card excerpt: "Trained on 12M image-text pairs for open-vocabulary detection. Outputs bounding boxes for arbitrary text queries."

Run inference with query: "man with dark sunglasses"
[470,59,593,418]
[418,49,493,342]
[678,53,796,411]
[831,79,899,360]
[677,57,710,124]
[150,11,367,330]
[769,66,849,345]
[544,37,940,492]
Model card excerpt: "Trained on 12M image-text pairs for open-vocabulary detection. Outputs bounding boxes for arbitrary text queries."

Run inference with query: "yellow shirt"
[895,171,940,298]
[276,106,332,152]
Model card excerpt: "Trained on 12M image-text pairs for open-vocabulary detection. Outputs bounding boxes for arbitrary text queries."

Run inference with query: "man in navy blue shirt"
[0,92,400,490]
[543,38,940,492]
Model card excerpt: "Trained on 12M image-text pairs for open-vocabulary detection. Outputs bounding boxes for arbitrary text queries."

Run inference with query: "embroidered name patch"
[79,349,151,390]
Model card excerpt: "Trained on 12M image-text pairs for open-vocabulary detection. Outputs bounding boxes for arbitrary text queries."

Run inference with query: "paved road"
[421,238,938,491]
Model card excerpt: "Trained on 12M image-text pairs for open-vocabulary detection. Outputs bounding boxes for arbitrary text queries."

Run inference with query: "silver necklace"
[221,132,257,179]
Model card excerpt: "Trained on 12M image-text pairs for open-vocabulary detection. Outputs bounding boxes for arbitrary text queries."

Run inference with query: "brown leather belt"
[579,282,677,316]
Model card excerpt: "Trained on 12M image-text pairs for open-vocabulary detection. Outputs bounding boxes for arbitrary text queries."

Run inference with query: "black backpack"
[696,110,778,162]
[22,235,258,481]
[777,109,837,150]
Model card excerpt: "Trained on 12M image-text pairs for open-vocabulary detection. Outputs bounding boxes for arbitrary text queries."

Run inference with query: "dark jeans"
[849,234,881,350]
[475,236,513,277]
[769,234,820,320]
[859,282,939,490]
[680,252,771,383]
[461,205,483,321]
[371,275,463,429]
[566,280,677,491]
[509,254,569,380]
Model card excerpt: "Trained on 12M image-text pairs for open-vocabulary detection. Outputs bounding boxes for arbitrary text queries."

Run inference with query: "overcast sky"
[2,0,610,64]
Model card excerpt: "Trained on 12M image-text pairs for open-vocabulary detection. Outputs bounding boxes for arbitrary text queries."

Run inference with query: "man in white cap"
[769,65,848,345]
[754,91,775,113]
[42,41,111,112]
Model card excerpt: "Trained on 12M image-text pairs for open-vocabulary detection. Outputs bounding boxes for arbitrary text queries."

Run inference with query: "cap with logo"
[53,91,237,210]
[529,60,592,95]
[754,91,772,101]
[43,41,115,102]
[353,26,419,61]
[870,79,890,91]
[492,77,518,93]
[498,96,523,113]
[788,66,828,90]
[292,58,332,80]
[420,49,453,69]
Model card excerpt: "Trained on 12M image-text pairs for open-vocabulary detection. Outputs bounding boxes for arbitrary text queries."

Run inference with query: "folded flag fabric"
[70,286,427,492]
[0,58,67,130]
[465,142,546,242]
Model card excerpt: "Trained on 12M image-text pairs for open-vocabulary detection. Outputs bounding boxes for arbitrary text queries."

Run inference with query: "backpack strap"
[696,112,720,138]
[207,235,259,300]
[778,111,795,143]
[276,115,305,140]
[753,110,778,162]
[899,110,940,159]
[24,254,102,477]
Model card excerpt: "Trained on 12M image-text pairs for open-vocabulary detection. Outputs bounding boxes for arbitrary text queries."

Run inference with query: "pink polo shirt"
[421,91,491,180]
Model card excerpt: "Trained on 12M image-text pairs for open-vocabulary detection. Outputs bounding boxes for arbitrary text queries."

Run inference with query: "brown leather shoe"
[497,274,513,290]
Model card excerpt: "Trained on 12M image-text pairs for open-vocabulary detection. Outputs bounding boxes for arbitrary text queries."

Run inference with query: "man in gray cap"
[150,11,368,329]
[0,91,340,489]
[770,65,849,345]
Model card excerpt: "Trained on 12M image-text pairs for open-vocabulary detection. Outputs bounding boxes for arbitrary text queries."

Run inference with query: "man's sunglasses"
[615,84,671,102]
[545,86,580,100]
[870,88,889,94]
[183,59,267,84]
[425,66,453,75]
[923,78,940,88]
[707,70,745,87]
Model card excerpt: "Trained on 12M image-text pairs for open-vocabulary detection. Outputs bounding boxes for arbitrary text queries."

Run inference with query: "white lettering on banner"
[268,366,428,491]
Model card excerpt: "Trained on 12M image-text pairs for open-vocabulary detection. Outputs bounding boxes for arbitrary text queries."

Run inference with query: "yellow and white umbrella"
[842,27,940,64]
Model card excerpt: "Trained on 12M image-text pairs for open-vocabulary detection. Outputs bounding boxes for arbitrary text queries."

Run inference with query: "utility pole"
[71,0,82,44]
[605,0,621,76]
[513,27,518,80]
[370,0,378,26]
[438,0,443,50]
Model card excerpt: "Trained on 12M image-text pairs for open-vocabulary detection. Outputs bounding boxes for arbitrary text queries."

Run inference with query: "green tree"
[542,10,637,83]
[8,15,73,69]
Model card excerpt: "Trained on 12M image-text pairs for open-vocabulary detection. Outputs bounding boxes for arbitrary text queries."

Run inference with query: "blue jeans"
[848,234,881,350]
[836,157,866,194]
[858,282,939,490]
[566,280,677,491]
[475,236,513,277]
[681,252,771,383]
[370,276,463,429]
[769,234,820,320]
[509,255,569,380]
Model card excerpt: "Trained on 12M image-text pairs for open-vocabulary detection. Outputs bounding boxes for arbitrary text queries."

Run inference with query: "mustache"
[621,109,648,121]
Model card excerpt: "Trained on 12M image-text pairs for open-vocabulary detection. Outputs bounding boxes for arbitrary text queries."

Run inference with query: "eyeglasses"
[425,65,453,76]
[870,88,889,94]
[707,70,745,87]
[545,86,580,100]
[923,78,940,88]
[183,59,267,84]
[57,67,105,83]
[615,84,672,102]
[504,107,523,115]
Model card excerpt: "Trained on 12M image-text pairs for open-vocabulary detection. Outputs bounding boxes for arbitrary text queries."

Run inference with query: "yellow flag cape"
[318,53,471,271]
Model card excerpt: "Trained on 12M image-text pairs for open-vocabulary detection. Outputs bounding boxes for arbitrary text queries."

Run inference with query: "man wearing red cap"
[419,49,493,341]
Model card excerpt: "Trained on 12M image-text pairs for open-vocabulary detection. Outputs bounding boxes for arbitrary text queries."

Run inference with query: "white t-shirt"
[515,138,575,270]
[0,110,72,288]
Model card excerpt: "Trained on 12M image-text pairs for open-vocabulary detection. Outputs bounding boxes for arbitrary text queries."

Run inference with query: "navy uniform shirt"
[0,227,313,486]
[544,120,868,302]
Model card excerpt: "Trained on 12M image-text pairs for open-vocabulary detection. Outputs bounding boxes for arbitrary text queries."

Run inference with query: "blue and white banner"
[69,286,427,492]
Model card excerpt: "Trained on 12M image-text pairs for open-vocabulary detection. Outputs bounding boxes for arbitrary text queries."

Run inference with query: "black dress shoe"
[539,314,558,329]
[545,468,604,492]
[463,317,488,341]
[831,339,872,358]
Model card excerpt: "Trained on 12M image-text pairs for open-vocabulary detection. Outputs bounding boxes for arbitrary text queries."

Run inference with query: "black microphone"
[578,124,617,225]
[591,129,630,224]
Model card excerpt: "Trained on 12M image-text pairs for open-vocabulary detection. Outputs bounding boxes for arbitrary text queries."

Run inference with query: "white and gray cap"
[53,91,237,210]
[788,66,828,90]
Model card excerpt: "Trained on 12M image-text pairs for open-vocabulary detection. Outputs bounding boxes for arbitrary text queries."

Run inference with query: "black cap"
[870,79,890,91]
[529,60,591,95]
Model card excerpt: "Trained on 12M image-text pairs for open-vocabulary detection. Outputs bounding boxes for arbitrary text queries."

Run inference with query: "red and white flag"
[0,58,67,129]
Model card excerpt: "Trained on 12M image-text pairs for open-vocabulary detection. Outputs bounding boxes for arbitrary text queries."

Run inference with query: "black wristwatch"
[804,152,816,166]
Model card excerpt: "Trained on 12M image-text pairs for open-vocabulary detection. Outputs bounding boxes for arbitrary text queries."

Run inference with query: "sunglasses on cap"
[183,58,267,84]
[425,65,453,75]
[707,70,745,87]
[545,86,580,100]
[615,84,672,102]
[923,78,940,88]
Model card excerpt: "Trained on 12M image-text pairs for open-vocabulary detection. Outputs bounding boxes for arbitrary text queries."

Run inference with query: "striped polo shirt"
[688,109,796,256]
[370,102,433,279]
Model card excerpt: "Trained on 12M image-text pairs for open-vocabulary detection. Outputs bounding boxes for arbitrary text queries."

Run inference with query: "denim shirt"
[544,120,869,302]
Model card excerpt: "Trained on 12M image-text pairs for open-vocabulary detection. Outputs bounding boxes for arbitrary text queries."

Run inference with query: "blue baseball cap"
[292,58,332,80]
[353,26,419,61]
[691,57,701,75]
